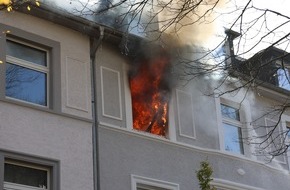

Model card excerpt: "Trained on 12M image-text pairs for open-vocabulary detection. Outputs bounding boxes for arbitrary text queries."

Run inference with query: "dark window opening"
[129,48,172,137]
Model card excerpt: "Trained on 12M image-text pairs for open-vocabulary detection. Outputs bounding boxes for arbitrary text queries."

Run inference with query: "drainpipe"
[90,26,104,190]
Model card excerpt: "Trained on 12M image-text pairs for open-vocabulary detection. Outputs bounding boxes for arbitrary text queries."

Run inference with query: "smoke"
[156,0,226,46]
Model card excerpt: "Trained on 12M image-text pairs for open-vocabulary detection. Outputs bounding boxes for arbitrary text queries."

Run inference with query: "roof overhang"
[18,3,134,45]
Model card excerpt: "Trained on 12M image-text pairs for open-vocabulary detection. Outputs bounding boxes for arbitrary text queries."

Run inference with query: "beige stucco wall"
[95,43,129,128]
[0,11,92,119]
[0,12,94,190]
[0,102,94,190]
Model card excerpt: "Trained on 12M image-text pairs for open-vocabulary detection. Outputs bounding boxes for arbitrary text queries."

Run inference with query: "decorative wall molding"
[176,89,196,140]
[100,66,123,120]
[65,57,89,112]
[264,117,287,164]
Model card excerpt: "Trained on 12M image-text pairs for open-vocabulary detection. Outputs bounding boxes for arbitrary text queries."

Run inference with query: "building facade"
[0,8,94,190]
[0,2,290,190]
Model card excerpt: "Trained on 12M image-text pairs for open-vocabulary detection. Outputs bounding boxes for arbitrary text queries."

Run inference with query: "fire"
[129,49,171,136]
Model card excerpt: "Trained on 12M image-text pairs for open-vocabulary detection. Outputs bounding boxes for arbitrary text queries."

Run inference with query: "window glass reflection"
[6,40,47,66]
[224,123,244,154]
[277,68,290,90]
[221,104,240,120]
[6,63,47,106]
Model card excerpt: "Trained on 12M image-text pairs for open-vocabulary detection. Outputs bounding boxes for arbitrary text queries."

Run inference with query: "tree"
[196,160,216,190]
[0,0,40,11]
[3,0,290,160]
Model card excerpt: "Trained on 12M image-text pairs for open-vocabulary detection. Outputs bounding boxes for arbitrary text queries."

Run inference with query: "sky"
[216,0,290,58]
[41,0,290,58]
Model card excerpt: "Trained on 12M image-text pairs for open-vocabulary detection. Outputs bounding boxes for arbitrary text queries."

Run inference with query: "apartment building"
[0,1,290,190]
[0,4,94,190]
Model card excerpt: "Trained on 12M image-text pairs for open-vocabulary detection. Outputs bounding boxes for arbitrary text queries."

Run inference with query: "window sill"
[4,181,47,190]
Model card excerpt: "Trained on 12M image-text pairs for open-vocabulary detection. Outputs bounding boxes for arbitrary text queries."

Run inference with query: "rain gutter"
[90,26,104,190]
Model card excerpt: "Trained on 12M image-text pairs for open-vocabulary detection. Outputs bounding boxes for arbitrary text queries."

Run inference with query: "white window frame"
[0,150,59,190]
[216,96,252,157]
[5,38,50,107]
[0,23,61,112]
[123,63,177,140]
[131,175,179,190]
[211,178,265,190]
[220,103,244,155]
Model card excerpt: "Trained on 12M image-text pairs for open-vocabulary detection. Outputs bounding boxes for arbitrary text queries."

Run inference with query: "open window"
[128,47,171,137]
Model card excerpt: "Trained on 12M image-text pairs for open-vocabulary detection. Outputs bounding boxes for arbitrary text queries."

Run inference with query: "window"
[221,104,244,154]
[6,39,48,106]
[131,175,179,190]
[0,23,61,111]
[211,178,265,190]
[0,150,59,190]
[277,67,290,91]
[4,160,49,190]
[137,184,168,190]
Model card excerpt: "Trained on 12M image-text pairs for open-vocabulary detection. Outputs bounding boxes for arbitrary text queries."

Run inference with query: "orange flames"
[129,50,171,136]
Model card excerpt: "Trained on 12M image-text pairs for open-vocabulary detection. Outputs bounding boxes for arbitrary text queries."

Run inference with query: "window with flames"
[129,48,172,137]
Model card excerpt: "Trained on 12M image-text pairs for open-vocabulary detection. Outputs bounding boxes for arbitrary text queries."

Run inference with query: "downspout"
[90,26,104,190]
